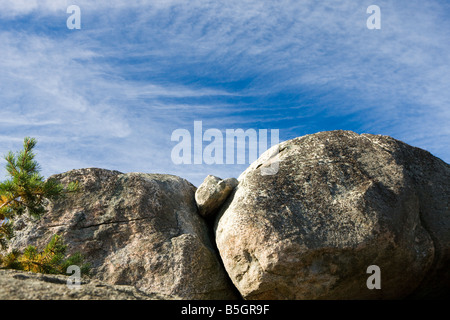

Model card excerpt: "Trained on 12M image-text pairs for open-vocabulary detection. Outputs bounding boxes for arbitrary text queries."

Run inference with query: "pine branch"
[0,138,86,274]
[4,152,19,177]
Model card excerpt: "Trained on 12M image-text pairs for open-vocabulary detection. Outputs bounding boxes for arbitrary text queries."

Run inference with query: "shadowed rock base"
[0,269,178,300]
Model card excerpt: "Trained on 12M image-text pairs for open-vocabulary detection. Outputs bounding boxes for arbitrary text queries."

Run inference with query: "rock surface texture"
[3,131,449,300]
[9,168,237,300]
[195,175,239,219]
[215,130,450,299]
[0,269,176,300]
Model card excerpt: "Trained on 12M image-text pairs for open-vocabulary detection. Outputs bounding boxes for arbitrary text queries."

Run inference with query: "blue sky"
[0,0,449,186]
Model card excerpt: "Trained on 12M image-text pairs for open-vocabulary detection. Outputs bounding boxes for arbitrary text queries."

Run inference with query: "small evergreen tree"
[0,137,88,275]
[0,137,78,249]
[1,234,90,275]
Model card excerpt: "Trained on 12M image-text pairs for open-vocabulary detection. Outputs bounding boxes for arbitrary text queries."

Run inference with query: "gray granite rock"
[0,269,177,300]
[195,175,238,219]
[8,168,237,300]
[215,130,450,299]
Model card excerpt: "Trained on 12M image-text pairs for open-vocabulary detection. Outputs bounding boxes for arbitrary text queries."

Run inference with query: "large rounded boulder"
[214,130,450,299]
[9,168,237,300]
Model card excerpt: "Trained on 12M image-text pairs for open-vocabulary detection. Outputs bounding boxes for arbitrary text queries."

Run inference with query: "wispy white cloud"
[0,26,241,183]
[0,0,449,186]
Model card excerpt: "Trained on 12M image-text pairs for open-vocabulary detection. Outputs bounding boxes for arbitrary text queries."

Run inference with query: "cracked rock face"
[215,130,450,299]
[9,168,237,300]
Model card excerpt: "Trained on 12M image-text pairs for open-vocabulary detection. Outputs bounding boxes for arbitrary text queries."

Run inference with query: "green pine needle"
[0,137,87,276]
